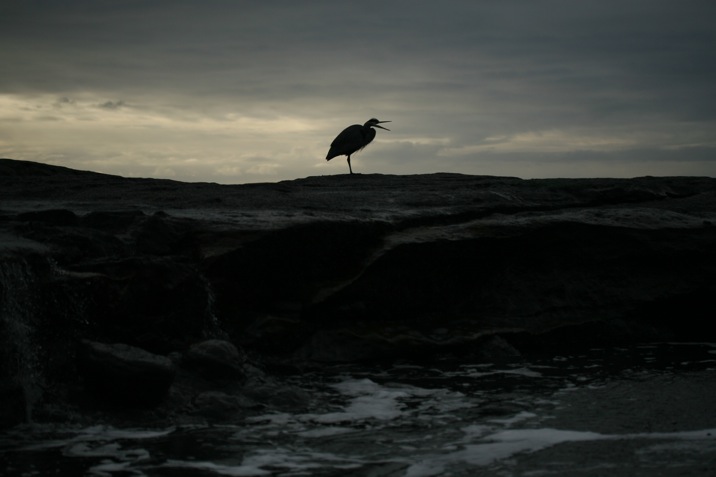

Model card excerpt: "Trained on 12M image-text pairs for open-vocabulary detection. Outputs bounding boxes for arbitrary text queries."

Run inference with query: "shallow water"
[2,343,716,476]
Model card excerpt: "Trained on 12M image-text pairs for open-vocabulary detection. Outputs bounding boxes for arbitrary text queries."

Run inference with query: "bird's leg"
[347,156,353,174]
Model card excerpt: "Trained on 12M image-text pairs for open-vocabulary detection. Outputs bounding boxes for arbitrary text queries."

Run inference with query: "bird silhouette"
[326,118,391,174]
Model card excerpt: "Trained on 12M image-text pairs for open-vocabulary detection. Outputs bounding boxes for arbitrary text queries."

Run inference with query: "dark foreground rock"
[1,158,716,426]
[77,340,176,407]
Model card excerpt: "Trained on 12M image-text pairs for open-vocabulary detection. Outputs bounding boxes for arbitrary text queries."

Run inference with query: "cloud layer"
[1,1,715,182]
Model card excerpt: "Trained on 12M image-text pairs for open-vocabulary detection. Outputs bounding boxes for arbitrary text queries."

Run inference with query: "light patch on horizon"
[440,130,642,157]
[440,123,716,158]
[0,93,323,182]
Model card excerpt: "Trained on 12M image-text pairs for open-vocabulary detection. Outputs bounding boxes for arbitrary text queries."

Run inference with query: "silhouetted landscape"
[2,158,716,475]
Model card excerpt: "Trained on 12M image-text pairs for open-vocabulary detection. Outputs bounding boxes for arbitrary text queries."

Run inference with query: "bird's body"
[326,118,390,174]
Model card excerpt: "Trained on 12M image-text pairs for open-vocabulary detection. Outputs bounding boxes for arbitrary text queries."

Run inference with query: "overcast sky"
[1,1,715,183]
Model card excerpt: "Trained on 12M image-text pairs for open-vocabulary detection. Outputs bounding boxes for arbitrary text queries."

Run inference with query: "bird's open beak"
[375,120,391,131]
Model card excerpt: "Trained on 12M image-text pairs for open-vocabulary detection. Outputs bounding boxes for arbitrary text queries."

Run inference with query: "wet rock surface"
[1,158,716,427]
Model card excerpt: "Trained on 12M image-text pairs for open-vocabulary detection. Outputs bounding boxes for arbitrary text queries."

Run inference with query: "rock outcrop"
[2,158,716,425]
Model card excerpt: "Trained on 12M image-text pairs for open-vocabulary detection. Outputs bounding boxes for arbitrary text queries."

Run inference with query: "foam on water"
[12,425,175,452]
[403,427,716,477]
[2,343,715,476]
[457,366,544,379]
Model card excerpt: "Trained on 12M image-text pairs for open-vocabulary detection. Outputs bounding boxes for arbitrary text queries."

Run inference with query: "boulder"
[184,339,246,379]
[77,340,175,406]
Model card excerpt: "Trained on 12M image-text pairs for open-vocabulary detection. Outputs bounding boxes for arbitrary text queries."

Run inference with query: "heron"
[326,118,391,174]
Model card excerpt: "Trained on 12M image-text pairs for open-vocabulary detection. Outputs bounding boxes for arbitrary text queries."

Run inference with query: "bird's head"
[365,118,391,131]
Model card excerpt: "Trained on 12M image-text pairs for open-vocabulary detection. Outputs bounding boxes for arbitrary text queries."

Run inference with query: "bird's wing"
[326,125,361,160]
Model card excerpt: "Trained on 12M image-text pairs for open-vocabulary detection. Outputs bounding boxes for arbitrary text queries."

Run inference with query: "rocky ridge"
[1,158,715,426]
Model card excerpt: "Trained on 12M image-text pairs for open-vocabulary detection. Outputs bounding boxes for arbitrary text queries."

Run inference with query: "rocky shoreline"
[2,158,716,428]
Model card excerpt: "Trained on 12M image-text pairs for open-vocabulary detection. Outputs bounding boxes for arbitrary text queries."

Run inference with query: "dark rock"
[77,340,175,407]
[81,210,146,233]
[471,335,522,360]
[131,212,188,256]
[242,381,311,412]
[191,391,257,420]
[184,339,246,379]
[16,209,78,226]
[295,326,523,363]
[0,382,26,428]
[69,257,216,354]
[298,222,716,360]
[15,220,128,263]
[204,220,387,326]
[295,328,395,363]
[240,315,311,355]
[2,159,716,422]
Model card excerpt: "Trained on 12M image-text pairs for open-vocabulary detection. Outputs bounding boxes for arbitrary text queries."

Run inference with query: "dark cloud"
[98,100,125,110]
